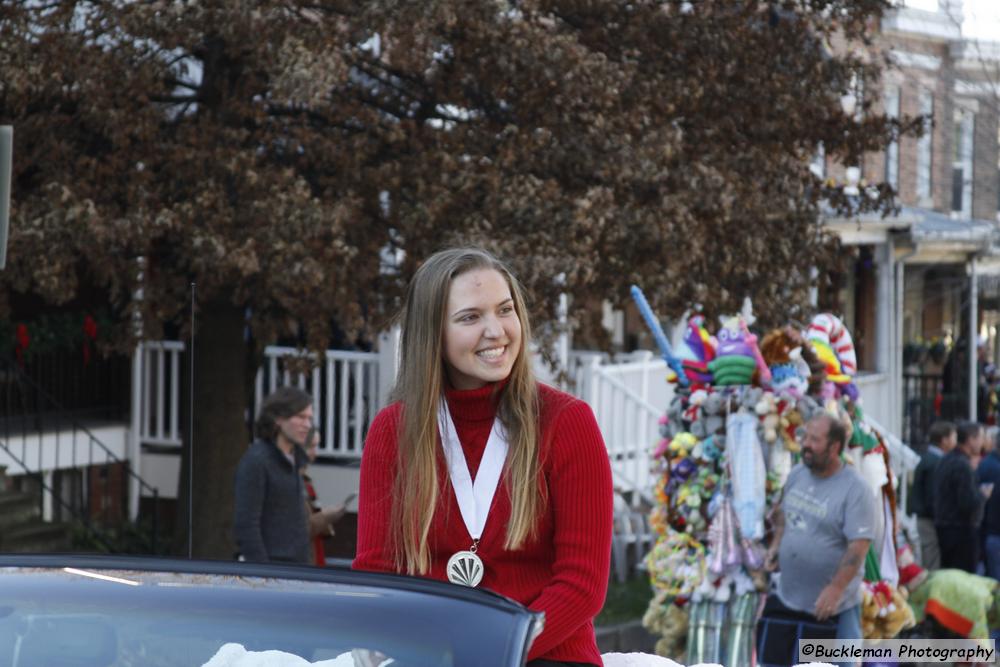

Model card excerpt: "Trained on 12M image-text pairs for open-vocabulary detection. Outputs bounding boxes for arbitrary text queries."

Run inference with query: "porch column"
[376,326,400,409]
[128,343,143,521]
[877,241,897,433]
[894,248,905,439]
[970,255,979,422]
[42,470,54,522]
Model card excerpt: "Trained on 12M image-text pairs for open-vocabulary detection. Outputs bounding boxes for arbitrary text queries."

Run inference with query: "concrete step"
[0,491,40,530]
[1,521,74,553]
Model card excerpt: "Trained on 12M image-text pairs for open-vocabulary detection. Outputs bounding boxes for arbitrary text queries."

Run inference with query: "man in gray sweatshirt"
[234,386,313,563]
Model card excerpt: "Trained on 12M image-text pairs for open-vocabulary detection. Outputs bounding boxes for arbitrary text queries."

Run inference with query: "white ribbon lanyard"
[438,401,508,543]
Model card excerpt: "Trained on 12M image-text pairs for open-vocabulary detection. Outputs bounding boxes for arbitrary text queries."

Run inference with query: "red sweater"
[353,382,613,665]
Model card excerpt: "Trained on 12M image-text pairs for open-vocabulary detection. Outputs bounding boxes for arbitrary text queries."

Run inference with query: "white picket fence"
[567,351,672,507]
[135,342,381,459]
[134,340,670,504]
[134,341,900,511]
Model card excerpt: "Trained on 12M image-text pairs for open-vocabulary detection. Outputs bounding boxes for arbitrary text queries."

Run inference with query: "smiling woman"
[442,268,523,390]
[353,247,614,667]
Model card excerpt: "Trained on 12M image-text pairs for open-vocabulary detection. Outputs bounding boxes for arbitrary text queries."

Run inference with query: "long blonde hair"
[390,247,542,575]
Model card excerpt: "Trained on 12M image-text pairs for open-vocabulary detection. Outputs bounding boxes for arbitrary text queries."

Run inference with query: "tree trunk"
[175,298,251,559]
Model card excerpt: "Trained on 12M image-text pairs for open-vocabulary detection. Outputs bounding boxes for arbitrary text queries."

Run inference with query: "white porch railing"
[134,341,905,512]
[567,351,672,506]
[135,342,381,460]
[854,372,891,434]
[137,341,184,446]
[254,346,381,459]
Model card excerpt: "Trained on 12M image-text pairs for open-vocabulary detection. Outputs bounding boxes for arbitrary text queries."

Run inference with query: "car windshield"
[0,566,532,667]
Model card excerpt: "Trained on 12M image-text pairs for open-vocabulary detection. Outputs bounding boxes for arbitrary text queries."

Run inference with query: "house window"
[885,86,900,190]
[951,107,974,218]
[916,89,934,205]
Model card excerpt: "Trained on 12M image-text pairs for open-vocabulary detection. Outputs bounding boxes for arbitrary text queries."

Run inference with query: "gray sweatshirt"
[233,439,310,563]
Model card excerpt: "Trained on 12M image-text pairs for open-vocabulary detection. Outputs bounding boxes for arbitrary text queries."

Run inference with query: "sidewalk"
[596,619,658,654]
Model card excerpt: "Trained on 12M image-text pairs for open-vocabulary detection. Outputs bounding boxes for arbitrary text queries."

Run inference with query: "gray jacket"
[233,439,310,563]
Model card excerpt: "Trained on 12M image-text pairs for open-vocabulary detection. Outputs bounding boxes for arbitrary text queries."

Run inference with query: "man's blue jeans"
[985,533,1000,580]
[835,605,862,667]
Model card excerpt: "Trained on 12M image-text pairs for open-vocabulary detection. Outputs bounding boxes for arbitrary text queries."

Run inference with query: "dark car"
[0,554,544,667]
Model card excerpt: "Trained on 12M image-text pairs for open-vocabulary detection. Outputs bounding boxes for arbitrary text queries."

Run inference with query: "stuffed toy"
[879,586,916,638]
[698,393,727,439]
[692,434,722,462]
[770,363,809,398]
[711,307,760,385]
[685,390,709,422]
[669,433,699,459]
[698,435,722,461]
[768,439,793,486]
[707,355,756,386]
[755,392,780,443]
[674,315,717,386]
[760,328,809,396]
[647,530,706,601]
[907,569,998,640]
[896,543,928,594]
[775,400,803,455]
[664,456,698,498]
[861,579,913,639]
[663,396,685,438]
[739,386,764,412]
[861,587,880,638]
[642,591,690,662]
[760,329,794,367]
[653,436,671,460]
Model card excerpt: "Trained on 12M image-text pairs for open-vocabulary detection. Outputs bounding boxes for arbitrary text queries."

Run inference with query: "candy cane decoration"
[808,313,857,376]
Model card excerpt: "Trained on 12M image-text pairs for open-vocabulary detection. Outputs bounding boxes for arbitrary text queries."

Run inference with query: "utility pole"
[0,126,11,270]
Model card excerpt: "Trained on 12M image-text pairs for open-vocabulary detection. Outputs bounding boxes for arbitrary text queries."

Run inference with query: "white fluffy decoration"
[600,656,836,667]
[200,644,367,667]
[200,646,841,667]
[601,653,683,667]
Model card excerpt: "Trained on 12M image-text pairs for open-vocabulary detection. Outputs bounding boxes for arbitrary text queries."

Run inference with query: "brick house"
[823,0,1000,442]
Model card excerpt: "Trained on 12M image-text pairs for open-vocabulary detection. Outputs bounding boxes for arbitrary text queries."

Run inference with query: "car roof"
[0,554,544,667]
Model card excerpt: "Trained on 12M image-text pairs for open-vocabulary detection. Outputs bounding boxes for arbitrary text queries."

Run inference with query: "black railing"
[0,356,161,553]
[0,348,130,428]
[902,373,966,449]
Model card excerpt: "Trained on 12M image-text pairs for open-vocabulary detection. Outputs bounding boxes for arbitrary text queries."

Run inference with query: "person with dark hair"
[233,386,314,563]
[977,428,1000,579]
[764,413,878,655]
[908,420,957,570]
[934,421,988,573]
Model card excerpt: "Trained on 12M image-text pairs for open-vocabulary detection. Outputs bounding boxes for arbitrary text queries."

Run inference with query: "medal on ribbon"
[439,402,507,588]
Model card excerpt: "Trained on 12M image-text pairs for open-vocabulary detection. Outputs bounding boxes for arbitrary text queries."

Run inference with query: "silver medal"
[439,402,506,591]
[446,550,484,587]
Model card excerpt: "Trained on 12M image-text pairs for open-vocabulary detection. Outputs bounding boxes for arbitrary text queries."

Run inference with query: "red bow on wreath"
[82,315,98,366]
[14,323,29,367]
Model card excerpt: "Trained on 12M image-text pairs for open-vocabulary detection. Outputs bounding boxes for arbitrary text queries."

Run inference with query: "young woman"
[354,248,613,666]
